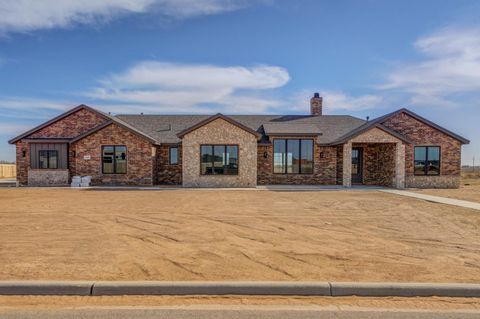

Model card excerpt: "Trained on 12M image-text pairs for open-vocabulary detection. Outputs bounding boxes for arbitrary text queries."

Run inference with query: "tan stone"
[27,169,69,186]
[182,118,257,188]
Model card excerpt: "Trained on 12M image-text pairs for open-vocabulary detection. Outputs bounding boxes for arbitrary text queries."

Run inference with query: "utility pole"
[473,156,476,173]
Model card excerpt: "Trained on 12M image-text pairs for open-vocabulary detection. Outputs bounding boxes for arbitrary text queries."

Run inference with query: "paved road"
[1,306,479,319]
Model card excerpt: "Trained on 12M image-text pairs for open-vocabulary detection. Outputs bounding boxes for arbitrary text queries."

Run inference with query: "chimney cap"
[313,92,320,98]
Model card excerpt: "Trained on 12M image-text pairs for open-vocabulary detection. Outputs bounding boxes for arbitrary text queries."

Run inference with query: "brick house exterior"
[9,95,469,188]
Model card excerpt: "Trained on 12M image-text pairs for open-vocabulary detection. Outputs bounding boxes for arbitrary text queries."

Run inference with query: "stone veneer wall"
[257,141,337,185]
[155,145,182,185]
[28,169,69,186]
[72,123,154,185]
[382,113,462,188]
[15,108,108,186]
[182,118,257,188]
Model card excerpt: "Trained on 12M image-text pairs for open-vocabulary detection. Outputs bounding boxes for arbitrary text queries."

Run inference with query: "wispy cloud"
[287,89,384,113]
[0,0,264,34]
[0,96,73,112]
[380,26,480,108]
[0,123,32,135]
[88,61,290,114]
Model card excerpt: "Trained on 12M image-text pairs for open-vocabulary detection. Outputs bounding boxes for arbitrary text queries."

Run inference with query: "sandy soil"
[412,177,480,203]
[1,188,480,282]
[1,295,480,311]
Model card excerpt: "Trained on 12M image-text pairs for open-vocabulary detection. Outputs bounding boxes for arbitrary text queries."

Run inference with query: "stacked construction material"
[71,176,81,188]
[80,176,92,187]
[71,176,92,188]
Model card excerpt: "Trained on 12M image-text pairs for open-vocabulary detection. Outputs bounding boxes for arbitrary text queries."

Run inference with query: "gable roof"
[331,122,412,145]
[368,108,469,144]
[9,104,159,145]
[176,113,262,139]
[8,104,111,144]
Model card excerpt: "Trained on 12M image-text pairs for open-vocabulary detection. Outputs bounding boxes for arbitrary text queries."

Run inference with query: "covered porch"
[338,126,408,189]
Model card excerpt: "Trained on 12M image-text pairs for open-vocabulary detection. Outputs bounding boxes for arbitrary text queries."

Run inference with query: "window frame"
[101,145,128,175]
[414,145,441,176]
[38,150,58,169]
[272,138,314,175]
[169,146,179,165]
[199,144,239,176]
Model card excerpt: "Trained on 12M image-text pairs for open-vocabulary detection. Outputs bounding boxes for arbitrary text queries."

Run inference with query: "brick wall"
[15,107,108,186]
[257,139,337,185]
[382,112,462,188]
[29,108,107,138]
[72,123,154,185]
[155,145,182,185]
[15,141,29,185]
[356,143,396,187]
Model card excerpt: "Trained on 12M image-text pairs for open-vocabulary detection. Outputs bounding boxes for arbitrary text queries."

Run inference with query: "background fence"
[0,164,16,178]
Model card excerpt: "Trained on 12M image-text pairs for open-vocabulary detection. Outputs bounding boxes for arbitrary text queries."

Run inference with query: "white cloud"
[88,61,289,114]
[381,27,480,107]
[0,0,263,34]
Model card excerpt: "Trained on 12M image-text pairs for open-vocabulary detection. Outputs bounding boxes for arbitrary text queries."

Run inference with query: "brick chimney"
[310,92,323,116]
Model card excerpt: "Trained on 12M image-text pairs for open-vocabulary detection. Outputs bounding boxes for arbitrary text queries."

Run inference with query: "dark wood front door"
[351,147,363,184]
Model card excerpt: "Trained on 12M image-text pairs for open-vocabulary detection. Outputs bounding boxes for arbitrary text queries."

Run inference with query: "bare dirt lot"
[412,176,480,203]
[1,188,479,282]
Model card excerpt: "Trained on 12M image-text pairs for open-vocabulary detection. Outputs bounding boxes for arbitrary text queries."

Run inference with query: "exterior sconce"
[320,152,325,159]
[263,151,268,159]
[22,149,26,157]
[72,151,76,158]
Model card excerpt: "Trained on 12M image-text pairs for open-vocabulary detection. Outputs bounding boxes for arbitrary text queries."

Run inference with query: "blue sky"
[0,0,479,164]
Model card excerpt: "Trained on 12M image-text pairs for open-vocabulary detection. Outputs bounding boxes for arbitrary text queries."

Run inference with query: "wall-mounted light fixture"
[263,151,268,159]
[21,150,26,158]
[320,152,325,159]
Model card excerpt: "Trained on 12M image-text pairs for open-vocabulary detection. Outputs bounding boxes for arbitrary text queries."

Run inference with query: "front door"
[351,147,363,184]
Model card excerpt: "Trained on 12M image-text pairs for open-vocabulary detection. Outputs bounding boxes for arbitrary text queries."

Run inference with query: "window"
[414,146,440,176]
[200,145,238,175]
[273,139,314,174]
[169,146,178,165]
[38,150,58,169]
[102,146,127,174]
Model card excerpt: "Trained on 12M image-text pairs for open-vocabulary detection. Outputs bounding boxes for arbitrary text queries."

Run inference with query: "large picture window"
[39,150,58,169]
[273,139,314,174]
[414,146,440,176]
[200,145,238,175]
[102,145,127,174]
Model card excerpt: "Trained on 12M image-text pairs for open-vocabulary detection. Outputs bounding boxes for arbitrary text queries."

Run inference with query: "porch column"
[395,142,405,189]
[342,142,352,187]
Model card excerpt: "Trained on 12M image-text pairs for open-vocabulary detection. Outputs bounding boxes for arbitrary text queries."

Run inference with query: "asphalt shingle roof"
[115,114,367,145]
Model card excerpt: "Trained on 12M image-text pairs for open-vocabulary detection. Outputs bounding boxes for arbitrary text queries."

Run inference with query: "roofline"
[328,122,412,145]
[69,120,158,145]
[8,104,111,144]
[264,133,321,137]
[368,108,469,144]
[396,108,469,144]
[177,113,262,139]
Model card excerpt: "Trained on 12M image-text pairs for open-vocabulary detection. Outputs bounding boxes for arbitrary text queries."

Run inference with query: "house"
[9,93,469,188]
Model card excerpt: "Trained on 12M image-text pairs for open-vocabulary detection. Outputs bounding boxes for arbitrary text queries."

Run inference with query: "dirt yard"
[412,175,480,203]
[1,188,479,282]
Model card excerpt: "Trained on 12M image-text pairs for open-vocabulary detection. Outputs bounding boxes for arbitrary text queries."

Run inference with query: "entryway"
[351,147,363,184]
